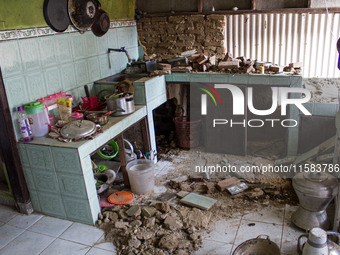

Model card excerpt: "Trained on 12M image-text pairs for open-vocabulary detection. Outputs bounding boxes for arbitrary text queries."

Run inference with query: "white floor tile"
[0,224,25,249]
[59,223,104,246]
[195,239,233,255]
[6,213,43,229]
[87,247,117,255]
[281,221,305,255]
[242,205,285,225]
[233,219,283,248]
[40,238,90,255]
[283,204,299,223]
[0,205,18,223]
[28,216,73,237]
[93,234,117,252]
[0,230,55,255]
[203,218,241,244]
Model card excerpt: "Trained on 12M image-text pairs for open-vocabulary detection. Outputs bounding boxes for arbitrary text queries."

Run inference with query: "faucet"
[108,47,131,68]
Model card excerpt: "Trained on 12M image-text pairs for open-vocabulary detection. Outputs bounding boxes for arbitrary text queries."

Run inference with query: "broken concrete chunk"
[143,217,156,228]
[270,65,284,73]
[142,206,157,217]
[136,230,154,240]
[164,216,183,230]
[157,193,177,202]
[196,54,208,65]
[217,177,240,191]
[114,221,129,229]
[158,234,179,250]
[177,191,190,198]
[130,220,142,228]
[179,183,192,192]
[125,205,141,217]
[218,60,240,69]
[103,217,110,223]
[98,212,103,220]
[154,202,170,213]
[128,237,141,249]
[289,62,302,68]
[246,188,264,198]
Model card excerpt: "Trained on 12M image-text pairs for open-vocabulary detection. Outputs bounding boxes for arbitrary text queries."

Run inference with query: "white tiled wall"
[0,24,138,139]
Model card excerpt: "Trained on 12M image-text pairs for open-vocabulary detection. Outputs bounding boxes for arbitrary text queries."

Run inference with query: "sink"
[95,73,148,84]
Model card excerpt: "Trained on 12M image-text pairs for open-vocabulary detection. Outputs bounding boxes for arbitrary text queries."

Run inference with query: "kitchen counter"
[18,105,149,225]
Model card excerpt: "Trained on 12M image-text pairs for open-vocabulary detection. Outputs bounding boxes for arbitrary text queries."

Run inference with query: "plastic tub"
[126,159,154,194]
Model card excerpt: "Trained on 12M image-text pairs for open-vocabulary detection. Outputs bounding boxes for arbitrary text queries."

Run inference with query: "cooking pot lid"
[60,120,96,139]
[43,0,71,32]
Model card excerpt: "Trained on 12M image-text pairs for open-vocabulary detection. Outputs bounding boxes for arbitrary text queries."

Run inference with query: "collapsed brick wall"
[137,15,226,59]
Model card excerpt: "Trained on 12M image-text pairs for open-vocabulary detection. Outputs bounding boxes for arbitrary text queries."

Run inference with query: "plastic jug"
[24,102,50,138]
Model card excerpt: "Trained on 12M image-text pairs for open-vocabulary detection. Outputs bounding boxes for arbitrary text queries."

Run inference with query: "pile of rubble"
[97,201,212,255]
[152,51,302,76]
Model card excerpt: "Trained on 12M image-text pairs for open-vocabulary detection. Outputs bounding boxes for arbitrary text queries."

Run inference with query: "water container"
[126,159,154,194]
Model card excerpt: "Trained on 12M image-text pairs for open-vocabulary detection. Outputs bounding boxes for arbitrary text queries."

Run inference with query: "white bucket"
[126,159,154,194]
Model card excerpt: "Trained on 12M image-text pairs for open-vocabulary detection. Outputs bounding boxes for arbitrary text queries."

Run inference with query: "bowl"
[96,140,119,160]
[85,112,109,125]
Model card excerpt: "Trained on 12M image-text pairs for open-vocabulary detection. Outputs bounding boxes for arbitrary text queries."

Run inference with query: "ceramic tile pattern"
[0,24,138,140]
[0,203,306,254]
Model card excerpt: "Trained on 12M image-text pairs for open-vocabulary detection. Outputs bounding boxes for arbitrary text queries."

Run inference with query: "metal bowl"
[85,112,109,125]
[232,235,281,255]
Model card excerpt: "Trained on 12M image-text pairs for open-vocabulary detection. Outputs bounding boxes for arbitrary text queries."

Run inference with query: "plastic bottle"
[17,106,33,142]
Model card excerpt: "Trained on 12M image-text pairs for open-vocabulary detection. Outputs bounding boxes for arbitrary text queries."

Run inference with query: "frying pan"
[91,0,110,37]
[68,0,97,33]
[43,0,70,32]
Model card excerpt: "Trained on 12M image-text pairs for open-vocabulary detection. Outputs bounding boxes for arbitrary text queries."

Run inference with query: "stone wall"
[137,15,226,59]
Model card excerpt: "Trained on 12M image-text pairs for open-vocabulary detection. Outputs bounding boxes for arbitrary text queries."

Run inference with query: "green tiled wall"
[0,25,138,140]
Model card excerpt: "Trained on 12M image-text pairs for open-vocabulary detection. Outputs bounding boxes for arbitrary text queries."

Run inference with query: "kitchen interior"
[1,0,340,254]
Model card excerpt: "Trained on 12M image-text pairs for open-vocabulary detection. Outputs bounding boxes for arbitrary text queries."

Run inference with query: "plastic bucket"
[126,159,154,194]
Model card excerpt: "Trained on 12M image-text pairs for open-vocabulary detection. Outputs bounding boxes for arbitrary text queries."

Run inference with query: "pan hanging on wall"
[68,0,97,33]
[91,0,110,37]
[43,0,71,32]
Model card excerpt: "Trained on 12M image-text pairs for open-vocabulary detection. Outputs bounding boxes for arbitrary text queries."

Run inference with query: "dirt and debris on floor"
[97,146,299,255]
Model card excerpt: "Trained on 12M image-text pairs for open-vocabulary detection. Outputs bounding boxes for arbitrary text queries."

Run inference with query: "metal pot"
[85,111,109,125]
[105,93,135,116]
[233,235,281,255]
[292,172,338,230]
[68,0,96,33]
[60,120,97,139]
[91,0,110,37]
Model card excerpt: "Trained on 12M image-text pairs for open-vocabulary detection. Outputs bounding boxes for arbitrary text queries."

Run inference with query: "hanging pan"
[91,0,110,37]
[68,0,97,33]
[43,0,71,32]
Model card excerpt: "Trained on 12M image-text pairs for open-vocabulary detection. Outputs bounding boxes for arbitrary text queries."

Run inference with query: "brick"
[187,15,205,21]
[289,62,302,68]
[217,177,240,191]
[205,41,223,47]
[270,65,284,72]
[168,15,186,22]
[207,14,225,21]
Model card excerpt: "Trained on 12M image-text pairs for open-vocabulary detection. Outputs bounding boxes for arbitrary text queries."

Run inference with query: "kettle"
[114,139,137,163]
[298,228,340,255]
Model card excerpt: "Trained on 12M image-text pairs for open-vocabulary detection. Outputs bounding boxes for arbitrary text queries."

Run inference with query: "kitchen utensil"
[68,0,96,33]
[71,112,84,121]
[24,102,50,138]
[117,80,134,94]
[232,235,281,255]
[60,120,97,139]
[85,111,109,125]
[292,172,338,230]
[102,111,112,117]
[108,191,134,205]
[105,93,135,116]
[113,139,137,162]
[297,228,329,255]
[43,0,70,32]
[91,0,110,37]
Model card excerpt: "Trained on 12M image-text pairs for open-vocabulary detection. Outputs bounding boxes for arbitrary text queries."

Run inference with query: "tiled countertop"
[21,105,147,158]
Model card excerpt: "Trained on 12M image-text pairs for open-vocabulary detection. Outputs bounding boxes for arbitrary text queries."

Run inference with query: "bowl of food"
[85,111,111,125]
